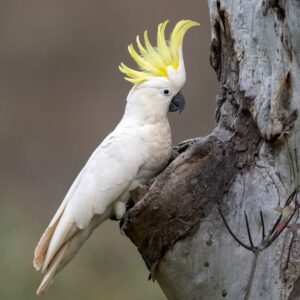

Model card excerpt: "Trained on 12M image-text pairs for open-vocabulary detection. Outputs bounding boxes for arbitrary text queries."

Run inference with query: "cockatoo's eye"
[162,89,170,96]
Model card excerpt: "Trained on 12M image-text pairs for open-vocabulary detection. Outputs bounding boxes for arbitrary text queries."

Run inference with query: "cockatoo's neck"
[122,87,170,124]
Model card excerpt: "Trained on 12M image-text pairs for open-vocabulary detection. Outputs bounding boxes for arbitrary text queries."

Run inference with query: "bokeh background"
[0,1,217,299]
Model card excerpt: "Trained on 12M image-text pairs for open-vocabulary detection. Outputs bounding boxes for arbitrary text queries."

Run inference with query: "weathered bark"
[123,1,300,299]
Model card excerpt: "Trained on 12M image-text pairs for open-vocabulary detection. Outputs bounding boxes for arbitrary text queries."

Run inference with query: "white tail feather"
[35,209,112,295]
[41,215,77,273]
[36,242,70,295]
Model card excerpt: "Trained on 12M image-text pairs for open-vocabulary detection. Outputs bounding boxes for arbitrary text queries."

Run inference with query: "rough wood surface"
[123,1,300,299]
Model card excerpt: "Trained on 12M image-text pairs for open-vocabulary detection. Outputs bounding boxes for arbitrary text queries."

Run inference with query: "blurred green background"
[0,0,217,299]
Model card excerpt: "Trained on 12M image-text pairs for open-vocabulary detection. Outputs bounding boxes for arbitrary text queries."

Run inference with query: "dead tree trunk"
[123,1,300,299]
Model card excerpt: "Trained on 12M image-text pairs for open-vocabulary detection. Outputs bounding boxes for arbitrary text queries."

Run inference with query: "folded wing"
[33,132,143,294]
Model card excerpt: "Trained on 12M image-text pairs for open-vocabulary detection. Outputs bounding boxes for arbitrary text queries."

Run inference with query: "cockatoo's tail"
[119,20,199,87]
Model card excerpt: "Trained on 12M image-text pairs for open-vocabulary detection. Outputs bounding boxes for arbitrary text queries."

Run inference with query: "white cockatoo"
[33,19,199,295]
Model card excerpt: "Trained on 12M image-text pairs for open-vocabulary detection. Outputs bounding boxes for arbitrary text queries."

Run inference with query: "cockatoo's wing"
[33,130,143,294]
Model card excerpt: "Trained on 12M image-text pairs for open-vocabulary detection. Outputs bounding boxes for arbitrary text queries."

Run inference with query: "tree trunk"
[123,1,300,299]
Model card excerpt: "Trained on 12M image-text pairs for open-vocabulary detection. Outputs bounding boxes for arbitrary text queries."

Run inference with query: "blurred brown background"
[0,1,217,299]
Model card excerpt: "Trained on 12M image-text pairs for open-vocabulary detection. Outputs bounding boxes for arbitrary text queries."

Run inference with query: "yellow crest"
[119,20,200,85]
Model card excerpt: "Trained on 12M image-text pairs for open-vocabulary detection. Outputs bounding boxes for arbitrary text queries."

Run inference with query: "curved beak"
[169,92,185,113]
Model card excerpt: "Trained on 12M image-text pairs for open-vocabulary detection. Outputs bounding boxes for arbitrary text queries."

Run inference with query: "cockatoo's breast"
[136,118,172,183]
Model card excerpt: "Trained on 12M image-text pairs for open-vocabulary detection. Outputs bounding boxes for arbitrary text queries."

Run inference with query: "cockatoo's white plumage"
[33,19,199,295]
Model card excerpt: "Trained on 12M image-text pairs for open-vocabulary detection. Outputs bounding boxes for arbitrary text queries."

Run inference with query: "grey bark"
[123,1,300,299]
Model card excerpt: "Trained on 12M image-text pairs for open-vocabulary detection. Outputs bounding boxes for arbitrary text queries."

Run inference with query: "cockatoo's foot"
[117,185,148,233]
[126,198,135,211]
[119,198,135,234]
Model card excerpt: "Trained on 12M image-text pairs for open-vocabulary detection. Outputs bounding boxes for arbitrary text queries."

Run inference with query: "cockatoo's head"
[119,20,199,117]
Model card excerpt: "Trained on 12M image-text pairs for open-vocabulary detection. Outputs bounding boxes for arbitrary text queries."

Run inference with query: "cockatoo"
[33,19,199,295]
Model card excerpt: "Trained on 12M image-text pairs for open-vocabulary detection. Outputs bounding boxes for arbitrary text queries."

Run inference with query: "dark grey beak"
[169,92,185,113]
